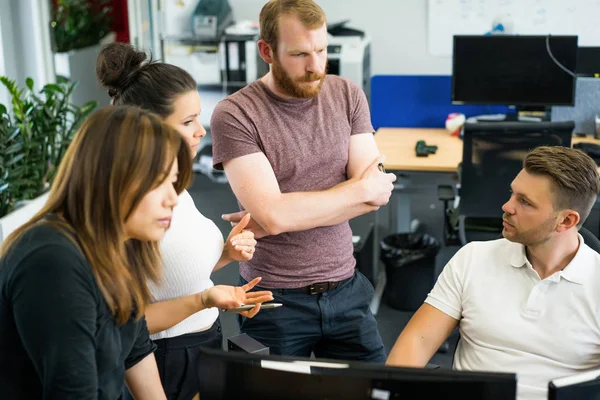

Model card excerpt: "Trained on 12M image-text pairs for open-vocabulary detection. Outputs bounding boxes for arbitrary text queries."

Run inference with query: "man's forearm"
[255,178,378,235]
[386,304,458,368]
[222,150,394,236]
[386,333,433,368]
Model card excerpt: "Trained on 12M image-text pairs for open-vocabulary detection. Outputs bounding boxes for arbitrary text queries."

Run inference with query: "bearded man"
[210,0,395,362]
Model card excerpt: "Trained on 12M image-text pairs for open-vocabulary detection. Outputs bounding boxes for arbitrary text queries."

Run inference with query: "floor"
[187,165,463,368]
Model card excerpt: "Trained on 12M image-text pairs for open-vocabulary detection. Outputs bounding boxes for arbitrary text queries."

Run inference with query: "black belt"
[297,277,352,295]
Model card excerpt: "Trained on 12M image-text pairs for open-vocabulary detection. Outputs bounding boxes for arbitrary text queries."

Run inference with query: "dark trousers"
[123,318,222,400]
[238,271,386,363]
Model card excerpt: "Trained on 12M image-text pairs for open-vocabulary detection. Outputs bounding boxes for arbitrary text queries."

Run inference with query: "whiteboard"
[428,0,600,56]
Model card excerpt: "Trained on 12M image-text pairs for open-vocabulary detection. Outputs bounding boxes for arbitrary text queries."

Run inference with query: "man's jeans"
[238,271,386,363]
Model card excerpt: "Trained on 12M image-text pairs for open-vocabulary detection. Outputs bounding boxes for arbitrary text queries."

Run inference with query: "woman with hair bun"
[96,43,273,400]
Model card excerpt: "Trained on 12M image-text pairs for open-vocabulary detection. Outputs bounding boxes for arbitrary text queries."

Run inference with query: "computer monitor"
[548,367,600,399]
[576,47,600,77]
[452,35,578,107]
[196,348,517,400]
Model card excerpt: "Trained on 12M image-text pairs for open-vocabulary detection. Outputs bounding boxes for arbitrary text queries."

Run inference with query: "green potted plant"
[0,76,96,219]
[51,0,113,53]
[51,0,114,108]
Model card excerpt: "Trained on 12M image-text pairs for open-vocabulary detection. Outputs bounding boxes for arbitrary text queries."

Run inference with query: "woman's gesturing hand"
[202,277,273,318]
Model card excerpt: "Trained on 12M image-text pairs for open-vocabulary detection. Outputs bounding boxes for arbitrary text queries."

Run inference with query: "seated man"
[386,146,600,400]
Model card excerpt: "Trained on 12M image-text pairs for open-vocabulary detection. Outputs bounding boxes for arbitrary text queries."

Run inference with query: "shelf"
[162,35,221,47]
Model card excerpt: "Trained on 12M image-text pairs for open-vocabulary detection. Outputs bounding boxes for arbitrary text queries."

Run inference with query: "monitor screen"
[576,46,600,77]
[452,35,578,106]
[196,348,517,400]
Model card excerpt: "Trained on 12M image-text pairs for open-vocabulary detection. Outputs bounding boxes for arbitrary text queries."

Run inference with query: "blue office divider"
[370,75,511,129]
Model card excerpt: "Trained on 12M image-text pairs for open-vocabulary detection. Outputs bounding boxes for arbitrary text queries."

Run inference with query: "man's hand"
[222,211,270,239]
[202,277,274,318]
[223,213,257,262]
[361,155,396,207]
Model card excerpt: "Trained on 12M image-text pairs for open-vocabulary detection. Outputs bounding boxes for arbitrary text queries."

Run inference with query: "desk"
[375,128,460,232]
[375,128,600,232]
[375,128,461,172]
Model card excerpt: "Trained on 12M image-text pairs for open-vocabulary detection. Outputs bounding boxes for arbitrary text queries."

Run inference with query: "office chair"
[440,121,575,245]
[580,226,600,254]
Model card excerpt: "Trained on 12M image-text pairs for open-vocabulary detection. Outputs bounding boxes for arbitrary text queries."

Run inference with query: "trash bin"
[380,233,440,311]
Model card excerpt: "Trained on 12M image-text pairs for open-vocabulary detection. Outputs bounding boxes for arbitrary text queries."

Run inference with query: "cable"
[545,35,577,77]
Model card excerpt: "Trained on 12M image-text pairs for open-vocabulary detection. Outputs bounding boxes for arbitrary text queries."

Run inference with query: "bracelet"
[201,290,210,308]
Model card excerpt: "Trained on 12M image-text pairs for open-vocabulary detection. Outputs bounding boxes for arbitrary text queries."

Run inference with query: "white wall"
[0,0,17,107]
[0,1,7,107]
[228,0,452,76]
[0,0,19,82]
[0,0,55,91]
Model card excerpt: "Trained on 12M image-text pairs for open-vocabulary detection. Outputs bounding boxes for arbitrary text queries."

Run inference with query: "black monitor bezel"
[196,347,517,399]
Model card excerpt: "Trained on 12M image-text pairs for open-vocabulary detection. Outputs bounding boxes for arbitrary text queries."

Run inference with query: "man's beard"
[502,213,557,247]
[271,56,327,98]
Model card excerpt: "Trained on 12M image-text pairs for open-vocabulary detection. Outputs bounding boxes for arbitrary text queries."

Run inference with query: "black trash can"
[380,233,440,312]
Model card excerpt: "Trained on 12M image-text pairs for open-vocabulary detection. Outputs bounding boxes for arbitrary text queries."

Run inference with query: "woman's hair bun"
[96,42,149,97]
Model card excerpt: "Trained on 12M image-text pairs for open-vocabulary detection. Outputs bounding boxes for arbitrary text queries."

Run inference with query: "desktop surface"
[374,128,600,174]
[374,128,462,172]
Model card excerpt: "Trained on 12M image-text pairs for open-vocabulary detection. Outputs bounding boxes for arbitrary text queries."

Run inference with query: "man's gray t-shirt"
[210,75,374,288]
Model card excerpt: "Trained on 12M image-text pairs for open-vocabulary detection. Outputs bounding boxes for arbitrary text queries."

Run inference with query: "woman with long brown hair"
[96,43,274,400]
[0,106,192,399]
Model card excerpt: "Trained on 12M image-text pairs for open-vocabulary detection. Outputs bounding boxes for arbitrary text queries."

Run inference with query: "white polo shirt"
[426,235,600,400]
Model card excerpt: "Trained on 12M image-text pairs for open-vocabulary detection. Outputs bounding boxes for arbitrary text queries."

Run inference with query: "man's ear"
[257,40,274,64]
[556,209,580,232]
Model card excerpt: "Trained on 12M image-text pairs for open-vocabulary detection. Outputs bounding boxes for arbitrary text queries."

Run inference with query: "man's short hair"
[524,146,600,227]
[259,0,326,55]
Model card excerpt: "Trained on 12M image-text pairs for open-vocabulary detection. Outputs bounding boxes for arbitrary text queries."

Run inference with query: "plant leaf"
[43,84,63,94]
[79,101,97,116]
[5,142,23,154]
[6,153,25,166]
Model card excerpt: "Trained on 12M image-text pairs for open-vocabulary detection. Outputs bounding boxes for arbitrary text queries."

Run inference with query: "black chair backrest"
[580,226,600,255]
[460,121,575,219]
